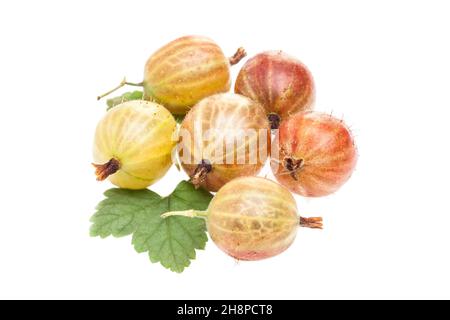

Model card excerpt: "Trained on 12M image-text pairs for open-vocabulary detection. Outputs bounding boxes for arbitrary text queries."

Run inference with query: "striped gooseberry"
[162,176,322,261]
[98,35,246,115]
[178,93,271,192]
[235,51,315,129]
[92,100,176,189]
[271,111,357,197]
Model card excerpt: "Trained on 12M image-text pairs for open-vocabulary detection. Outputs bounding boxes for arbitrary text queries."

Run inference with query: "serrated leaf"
[90,181,213,273]
[90,188,160,238]
[106,91,144,110]
[132,181,212,273]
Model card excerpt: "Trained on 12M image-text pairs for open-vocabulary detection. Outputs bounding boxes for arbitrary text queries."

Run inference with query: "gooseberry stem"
[299,217,323,229]
[229,47,247,66]
[97,77,144,101]
[161,210,208,219]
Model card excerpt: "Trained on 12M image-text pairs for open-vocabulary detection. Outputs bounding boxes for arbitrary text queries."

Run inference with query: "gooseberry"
[98,35,247,115]
[271,111,357,197]
[162,176,322,261]
[235,51,315,129]
[178,93,271,192]
[92,100,176,189]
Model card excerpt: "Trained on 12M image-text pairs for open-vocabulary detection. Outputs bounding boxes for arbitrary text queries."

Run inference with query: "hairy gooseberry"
[271,111,357,197]
[92,100,176,189]
[178,93,271,192]
[98,35,247,115]
[162,176,322,261]
[235,51,315,129]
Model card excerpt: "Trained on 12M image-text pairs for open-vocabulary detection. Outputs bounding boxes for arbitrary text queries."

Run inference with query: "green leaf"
[106,90,143,110]
[90,181,213,273]
[132,181,212,273]
[90,188,160,238]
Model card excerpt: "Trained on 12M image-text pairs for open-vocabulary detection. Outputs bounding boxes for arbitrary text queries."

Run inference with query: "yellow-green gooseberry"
[92,100,176,189]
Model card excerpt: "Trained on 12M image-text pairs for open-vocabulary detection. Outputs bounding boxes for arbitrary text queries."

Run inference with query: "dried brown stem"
[299,217,323,229]
[92,158,121,181]
[268,113,281,130]
[191,160,212,189]
[229,47,247,66]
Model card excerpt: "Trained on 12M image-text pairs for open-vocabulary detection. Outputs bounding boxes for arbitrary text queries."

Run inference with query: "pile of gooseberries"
[92,35,357,264]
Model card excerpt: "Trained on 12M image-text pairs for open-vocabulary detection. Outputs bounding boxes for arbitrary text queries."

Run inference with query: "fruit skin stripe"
[187,98,268,164]
[149,36,216,62]
[148,43,223,76]
[209,213,297,225]
[208,220,294,236]
[213,195,297,215]
[152,64,228,89]
[235,51,314,117]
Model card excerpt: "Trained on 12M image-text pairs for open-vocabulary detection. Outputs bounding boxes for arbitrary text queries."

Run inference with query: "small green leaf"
[90,188,160,238]
[90,181,213,273]
[106,91,144,110]
[132,181,212,273]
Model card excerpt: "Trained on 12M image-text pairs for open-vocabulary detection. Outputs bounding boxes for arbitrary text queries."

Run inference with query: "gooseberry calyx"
[93,158,121,181]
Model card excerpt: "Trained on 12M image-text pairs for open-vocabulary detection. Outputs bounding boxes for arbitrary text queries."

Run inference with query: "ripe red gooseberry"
[235,51,315,129]
[271,111,357,197]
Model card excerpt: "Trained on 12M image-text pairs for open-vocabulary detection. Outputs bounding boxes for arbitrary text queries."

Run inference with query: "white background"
[0,0,449,300]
